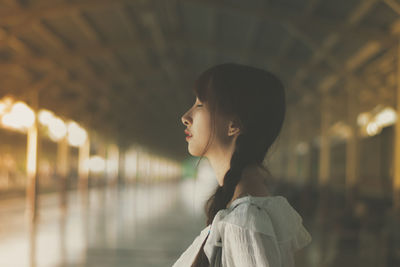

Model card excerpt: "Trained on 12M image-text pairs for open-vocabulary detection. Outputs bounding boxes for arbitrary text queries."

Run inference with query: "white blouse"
[172,195,312,267]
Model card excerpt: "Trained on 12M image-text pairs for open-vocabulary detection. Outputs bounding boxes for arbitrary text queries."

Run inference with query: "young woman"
[173,63,312,267]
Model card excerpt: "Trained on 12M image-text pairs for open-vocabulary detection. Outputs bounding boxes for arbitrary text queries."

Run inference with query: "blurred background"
[0,0,400,266]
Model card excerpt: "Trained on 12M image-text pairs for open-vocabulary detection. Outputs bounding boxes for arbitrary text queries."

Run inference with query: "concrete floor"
[0,180,399,267]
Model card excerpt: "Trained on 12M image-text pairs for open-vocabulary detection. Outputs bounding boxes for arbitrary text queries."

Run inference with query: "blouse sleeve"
[220,222,282,267]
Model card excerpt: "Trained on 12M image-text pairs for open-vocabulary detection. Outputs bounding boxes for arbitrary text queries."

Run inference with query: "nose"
[181,112,191,126]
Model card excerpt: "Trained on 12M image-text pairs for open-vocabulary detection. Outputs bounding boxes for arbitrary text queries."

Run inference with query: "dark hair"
[190,63,286,267]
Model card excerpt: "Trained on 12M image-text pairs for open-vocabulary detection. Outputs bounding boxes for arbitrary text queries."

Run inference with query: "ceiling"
[0,0,398,161]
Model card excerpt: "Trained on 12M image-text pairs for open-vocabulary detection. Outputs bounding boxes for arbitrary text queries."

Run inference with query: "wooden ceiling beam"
[30,21,113,95]
[181,0,394,48]
[32,21,71,49]
[0,0,384,44]
[0,0,392,96]
[138,10,183,100]
[313,39,384,102]
[268,0,323,102]
[0,23,119,121]
[287,0,381,104]
[273,0,357,73]
[2,0,390,59]
[289,0,379,85]
[113,5,139,41]
[383,0,400,15]
[1,1,390,100]
[0,0,150,27]
[147,2,195,119]
[4,0,181,108]
[69,11,103,43]
[181,0,392,109]
[1,36,324,79]
[28,17,175,129]
[162,0,196,108]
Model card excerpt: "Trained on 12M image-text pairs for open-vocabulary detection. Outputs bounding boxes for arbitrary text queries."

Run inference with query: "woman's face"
[181,97,213,157]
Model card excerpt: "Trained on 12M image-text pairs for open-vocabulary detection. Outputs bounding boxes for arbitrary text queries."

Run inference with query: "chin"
[188,143,205,157]
[188,148,201,157]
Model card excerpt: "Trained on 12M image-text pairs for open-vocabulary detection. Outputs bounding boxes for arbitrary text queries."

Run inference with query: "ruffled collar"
[203,195,312,261]
[227,194,278,209]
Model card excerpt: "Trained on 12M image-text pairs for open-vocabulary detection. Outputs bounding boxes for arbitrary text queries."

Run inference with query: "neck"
[206,143,235,187]
[207,150,271,207]
[227,163,271,207]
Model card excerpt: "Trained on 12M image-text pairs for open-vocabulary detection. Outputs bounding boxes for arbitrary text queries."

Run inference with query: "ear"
[227,119,241,137]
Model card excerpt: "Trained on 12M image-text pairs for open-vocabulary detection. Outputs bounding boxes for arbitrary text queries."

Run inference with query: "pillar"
[57,136,69,213]
[393,40,400,210]
[25,90,39,222]
[319,93,332,188]
[345,80,360,206]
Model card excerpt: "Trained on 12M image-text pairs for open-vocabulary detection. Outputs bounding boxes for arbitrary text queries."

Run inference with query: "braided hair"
[190,63,286,267]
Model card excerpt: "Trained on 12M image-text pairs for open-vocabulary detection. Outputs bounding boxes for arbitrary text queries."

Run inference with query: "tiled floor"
[1,179,399,267]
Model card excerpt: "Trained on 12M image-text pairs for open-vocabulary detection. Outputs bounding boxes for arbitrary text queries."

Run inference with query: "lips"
[184,130,192,137]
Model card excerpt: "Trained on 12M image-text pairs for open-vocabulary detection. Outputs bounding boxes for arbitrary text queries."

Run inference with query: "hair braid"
[206,134,254,225]
[192,134,256,267]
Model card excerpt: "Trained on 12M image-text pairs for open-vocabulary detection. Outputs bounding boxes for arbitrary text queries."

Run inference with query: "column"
[393,40,400,210]
[319,93,332,188]
[345,80,360,206]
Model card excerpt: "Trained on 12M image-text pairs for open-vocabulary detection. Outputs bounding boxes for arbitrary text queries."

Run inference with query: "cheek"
[192,116,212,145]
[194,112,210,131]
[195,122,212,144]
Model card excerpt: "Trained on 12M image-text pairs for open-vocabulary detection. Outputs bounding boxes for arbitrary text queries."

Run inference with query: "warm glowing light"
[122,146,182,181]
[296,142,309,155]
[124,149,138,180]
[78,138,90,179]
[0,103,6,115]
[39,110,88,145]
[0,96,14,112]
[88,155,105,173]
[27,124,38,176]
[366,121,381,136]
[48,117,67,141]
[106,144,119,179]
[330,121,352,139]
[375,107,397,128]
[38,109,55,126]
[358,106,397,137]
[67,121,87,147]
[1,101,35,131]
[357,112,370,126]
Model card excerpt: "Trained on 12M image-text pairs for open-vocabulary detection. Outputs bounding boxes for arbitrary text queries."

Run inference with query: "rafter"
[1,2,392,104]
[384,0,400,15]
[162,0,194,108]
[0,0,149,27]
[289,0,381,95]
[1,1,393,87]
[270,0,323,73]
[113,5,138,41]
[32,21,71,50]
[179,0,394,109]
[69,11,103,42]
[1,0,394,145]
[1,23,149,133]
[4,0,390,71]
[1,33,335,109]
[6,15,177,126]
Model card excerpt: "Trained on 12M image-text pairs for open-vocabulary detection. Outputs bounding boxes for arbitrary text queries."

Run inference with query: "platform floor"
[0,180,399,267]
